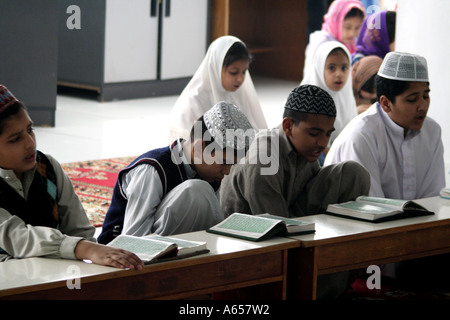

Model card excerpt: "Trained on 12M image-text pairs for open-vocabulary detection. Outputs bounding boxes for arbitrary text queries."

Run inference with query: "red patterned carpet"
[61,156,136,227]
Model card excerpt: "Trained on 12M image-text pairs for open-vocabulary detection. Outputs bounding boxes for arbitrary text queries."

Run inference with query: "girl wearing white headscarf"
[169,35,267,141]
[301,41,357,145]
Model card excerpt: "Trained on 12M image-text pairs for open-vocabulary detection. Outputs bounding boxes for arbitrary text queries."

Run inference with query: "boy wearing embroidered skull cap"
[220,84,370,299]
[325,52,445,200]
[98,102,254,244]
[0,85,143,269]
[220,84,370,220]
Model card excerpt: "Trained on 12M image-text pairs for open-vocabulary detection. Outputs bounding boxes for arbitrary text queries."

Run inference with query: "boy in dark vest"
[0,85,143,269]
[98,102,254,244]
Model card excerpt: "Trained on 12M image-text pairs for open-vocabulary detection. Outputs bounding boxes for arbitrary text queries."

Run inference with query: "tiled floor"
[34,76,298,164]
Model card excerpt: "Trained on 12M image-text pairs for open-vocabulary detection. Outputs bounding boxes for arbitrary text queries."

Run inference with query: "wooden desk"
[0,231,298,300]
[287,196,450,299]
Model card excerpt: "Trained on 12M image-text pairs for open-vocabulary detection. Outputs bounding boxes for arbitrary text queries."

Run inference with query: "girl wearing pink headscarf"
[303,0,365,79]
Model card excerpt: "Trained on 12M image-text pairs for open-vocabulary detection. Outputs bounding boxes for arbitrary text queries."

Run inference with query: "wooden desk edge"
[0,238,299,299]
[297,217,450,248]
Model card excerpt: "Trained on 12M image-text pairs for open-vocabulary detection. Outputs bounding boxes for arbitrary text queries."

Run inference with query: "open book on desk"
[441,187,450,200]
[326,196,434,223]
[207,213,315,242]
[107,234,209,264]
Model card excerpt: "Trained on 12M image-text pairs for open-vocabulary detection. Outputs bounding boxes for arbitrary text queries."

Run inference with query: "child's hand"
[75,240,144,270]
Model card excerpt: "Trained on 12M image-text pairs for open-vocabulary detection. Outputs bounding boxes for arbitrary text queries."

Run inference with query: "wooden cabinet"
[210,0,308,82]
[0,0,58,126]
[58,0,209,101]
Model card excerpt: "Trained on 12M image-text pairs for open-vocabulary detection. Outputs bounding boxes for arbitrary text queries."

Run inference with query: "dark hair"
[223,42,252,67]
[328,47,350,62]
[386,11,396,44]
[375,75,411,103]
[283,109,312,125]
[344,7,364,20]
[0,101,27,135]
[190,116,218,149]
[360,74,377,94]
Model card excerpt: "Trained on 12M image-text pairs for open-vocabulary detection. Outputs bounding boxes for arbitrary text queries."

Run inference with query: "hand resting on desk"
[74,240,144,270]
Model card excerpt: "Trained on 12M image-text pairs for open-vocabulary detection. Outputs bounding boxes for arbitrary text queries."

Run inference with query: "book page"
[108,235,175,261]
[210,213,280,239]
[356,196,405,210]
[334,201,394,214]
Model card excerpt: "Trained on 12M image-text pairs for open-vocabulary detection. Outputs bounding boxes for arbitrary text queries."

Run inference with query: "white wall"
[396,0,450,186]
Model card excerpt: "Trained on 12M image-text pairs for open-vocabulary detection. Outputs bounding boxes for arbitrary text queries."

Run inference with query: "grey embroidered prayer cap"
[377,52,429,82]
[203,101,255,151]
[284,84,336,117]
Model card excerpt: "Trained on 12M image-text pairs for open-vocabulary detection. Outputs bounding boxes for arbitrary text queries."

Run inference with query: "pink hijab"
[322,0,365,54]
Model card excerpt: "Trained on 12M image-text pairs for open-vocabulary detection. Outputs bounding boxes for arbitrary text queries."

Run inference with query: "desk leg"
[287,247,317,300]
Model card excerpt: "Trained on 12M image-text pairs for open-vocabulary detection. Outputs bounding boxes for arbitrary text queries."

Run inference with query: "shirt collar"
[377,103,420,140]
[172,139,198,179]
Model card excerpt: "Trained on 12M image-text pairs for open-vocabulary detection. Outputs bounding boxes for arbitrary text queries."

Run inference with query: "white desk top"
[0,230,298,293]
[291,196,450,244]
[2,197,447,294]
[0,257,116,292]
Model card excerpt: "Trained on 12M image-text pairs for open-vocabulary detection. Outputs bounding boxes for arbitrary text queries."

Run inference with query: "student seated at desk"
[324,51,445,200]
[0,85,143,270]
[220,84,370,219]
[98,102,254,245]
[220,84,370,299]
[324,52,448,288]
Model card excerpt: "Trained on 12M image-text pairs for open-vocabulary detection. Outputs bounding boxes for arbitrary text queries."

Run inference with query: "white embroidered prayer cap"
[203,101,255,151]
[377,52,429,82]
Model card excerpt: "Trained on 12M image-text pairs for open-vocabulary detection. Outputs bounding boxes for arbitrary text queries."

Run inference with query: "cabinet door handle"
[165,0,171,17]
[150,0,158,17]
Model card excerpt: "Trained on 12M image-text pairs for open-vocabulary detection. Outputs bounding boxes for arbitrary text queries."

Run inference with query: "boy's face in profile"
[282,114,335,162]
[192,141,237,183]
[381,81,430,132]
[0,108,37,180]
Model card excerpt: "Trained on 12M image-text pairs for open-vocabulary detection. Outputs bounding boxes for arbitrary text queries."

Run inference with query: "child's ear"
[379,95,393,113]
[282,117,293,137]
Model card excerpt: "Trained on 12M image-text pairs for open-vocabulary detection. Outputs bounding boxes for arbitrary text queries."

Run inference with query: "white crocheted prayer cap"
[203,101,255,151]
[378,52,429,82]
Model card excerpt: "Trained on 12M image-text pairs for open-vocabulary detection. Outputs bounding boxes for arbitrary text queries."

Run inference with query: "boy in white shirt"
[325,52,445,200]
[325,52,449,289]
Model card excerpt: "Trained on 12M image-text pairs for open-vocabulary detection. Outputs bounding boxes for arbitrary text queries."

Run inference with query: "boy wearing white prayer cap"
[98,102,255,244]
[325,51,445,200]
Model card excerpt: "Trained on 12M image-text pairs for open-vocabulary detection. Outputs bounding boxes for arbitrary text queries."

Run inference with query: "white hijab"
[169,35,267,141]
[301,41,357,143]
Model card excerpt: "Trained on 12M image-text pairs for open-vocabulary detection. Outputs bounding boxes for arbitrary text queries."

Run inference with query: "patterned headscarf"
[322,0,366,54]
[352,55,383,95]
[355,10,392,59]
[0,85,19,114]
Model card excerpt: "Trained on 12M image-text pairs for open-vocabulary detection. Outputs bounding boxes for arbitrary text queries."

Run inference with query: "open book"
[441,187,450,200]
[207,213,315,241]
[107,234,209,264]
[326,196,433,222]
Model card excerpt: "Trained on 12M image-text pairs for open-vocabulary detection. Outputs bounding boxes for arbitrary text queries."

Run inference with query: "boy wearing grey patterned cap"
[99,102,254,244]
[220,84,370,299]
